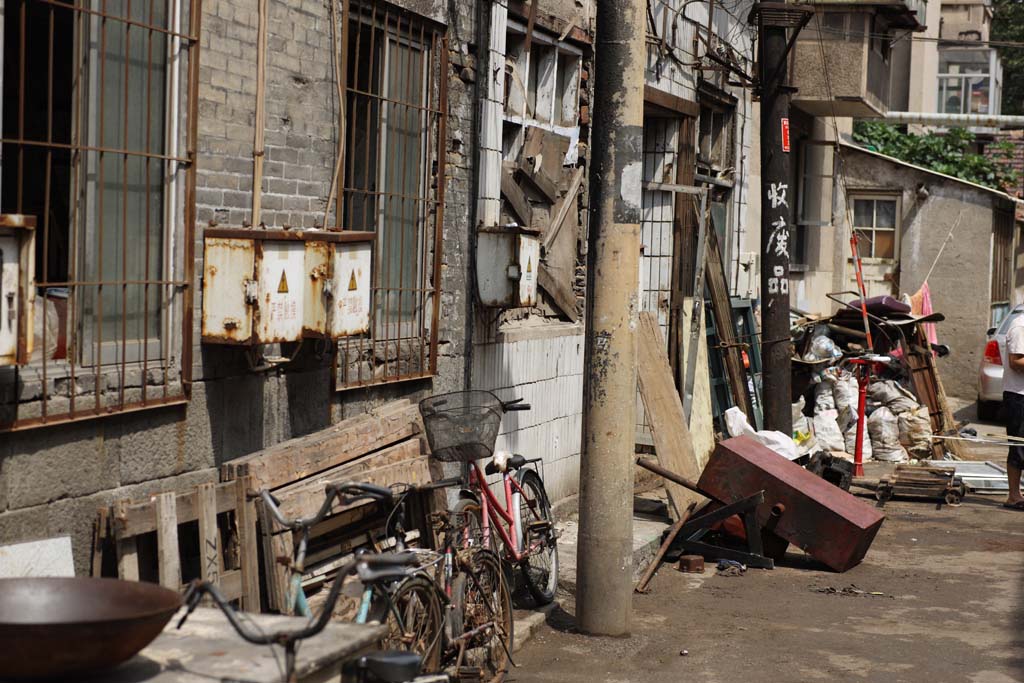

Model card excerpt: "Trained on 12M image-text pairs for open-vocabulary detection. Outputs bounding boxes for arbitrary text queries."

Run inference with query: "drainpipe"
[877,112,1024,128]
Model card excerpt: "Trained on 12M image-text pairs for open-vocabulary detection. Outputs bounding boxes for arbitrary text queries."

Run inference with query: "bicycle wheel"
[380,575,444,673]
[455,549,513,683]
[514,469,558,605]
[451,497,497,552]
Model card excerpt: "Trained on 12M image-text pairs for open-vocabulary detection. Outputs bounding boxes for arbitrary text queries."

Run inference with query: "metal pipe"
[577,0,644,638]
[878,112,1024,128]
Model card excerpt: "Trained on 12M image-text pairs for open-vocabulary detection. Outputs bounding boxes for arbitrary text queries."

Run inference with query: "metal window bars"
[0,0,199,430]
[334,0,446,390]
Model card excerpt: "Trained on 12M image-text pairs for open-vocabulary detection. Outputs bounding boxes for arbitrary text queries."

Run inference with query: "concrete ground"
[512,478,1024,682]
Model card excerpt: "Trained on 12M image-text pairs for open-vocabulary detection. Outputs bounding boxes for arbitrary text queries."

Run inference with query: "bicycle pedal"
[526,520,552,534]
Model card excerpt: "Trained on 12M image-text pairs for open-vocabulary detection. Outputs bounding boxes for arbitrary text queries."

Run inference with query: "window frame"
[849,192,900,262]
[334,0,447,391]
[0,0,198,431]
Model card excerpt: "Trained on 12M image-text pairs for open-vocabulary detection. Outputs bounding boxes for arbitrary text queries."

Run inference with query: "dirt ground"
[511,492,1024,683]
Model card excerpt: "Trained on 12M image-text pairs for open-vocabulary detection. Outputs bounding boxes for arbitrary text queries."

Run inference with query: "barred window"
[0,0,199,429]
[335,1,446,389]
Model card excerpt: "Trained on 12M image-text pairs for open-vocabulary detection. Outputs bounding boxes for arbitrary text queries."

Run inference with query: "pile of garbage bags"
[801,370,932,463]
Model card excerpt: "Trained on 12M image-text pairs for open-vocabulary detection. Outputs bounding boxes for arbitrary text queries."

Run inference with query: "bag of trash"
[833,374,860,432]
[814,373,837,413]
[812,409,846,452]
[868,406,907,462]
[898,407,932,458]
[804,334,843,362]
[723,406,799,460]
[868,379,919,415]
[843,421,872,461]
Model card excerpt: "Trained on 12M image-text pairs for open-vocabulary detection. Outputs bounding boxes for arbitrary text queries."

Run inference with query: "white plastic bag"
[844,421,872,460]
[723,407,799,460]
[869,379,920,415]
[814,374,837,413]
[898,407,932,458]
[812,409,846,452]
[833,374,860,432]
[868,406,907,462]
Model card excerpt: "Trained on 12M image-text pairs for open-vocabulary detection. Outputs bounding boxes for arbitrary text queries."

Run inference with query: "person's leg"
[1006,392,1024,505]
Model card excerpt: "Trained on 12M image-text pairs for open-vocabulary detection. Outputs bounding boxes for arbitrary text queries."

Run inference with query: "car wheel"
[977,399,1001,423]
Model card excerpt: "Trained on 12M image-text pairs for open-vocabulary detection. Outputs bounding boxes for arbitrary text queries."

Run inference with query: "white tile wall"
[472,330,585,504]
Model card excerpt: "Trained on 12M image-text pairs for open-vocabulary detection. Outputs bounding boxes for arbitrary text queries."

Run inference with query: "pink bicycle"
[419,391,559,605]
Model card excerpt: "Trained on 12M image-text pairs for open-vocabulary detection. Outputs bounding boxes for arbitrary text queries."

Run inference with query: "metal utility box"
[477,227,540,308]
[0,215,36,366]
[698,436,886,572]
[202,229,374,345]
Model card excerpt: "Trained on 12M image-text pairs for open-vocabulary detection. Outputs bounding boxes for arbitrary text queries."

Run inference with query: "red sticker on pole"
[781,118,791,152]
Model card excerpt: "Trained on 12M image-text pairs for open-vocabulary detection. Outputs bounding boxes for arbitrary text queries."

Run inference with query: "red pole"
[853,364,870,477]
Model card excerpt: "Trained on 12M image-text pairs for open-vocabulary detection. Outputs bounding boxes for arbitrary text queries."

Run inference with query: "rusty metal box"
[677,555,704,573]
[698,436,885,572]
[202,229,373,345]
[0,215,36,366]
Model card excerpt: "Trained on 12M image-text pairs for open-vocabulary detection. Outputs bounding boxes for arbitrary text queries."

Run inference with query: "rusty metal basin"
[0,577,181,680]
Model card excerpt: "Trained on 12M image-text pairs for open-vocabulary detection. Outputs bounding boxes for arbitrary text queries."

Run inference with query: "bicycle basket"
[419,391,503,462]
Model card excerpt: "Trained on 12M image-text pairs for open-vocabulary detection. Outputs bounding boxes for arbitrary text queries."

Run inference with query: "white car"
[978,305,1024,422]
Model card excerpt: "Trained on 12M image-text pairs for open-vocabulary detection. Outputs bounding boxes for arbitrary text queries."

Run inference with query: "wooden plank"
[116,482,236,538]
[257,498,293,614]
[538,266,579,322]
[221,401,421,490]
[517,155,559,203]
[116,538,140,582]
[705,227,755,420]
[501,171,533,226]
[637,311,705,516]
[274,451,431,522]
[235,475,262,612]
[643,84,700,117]
[155,493,180,590]
[542,167,584,251]
[216,568,243,602]
[197,483,221,585]
[113,500,141,581]
[91,507,107,578]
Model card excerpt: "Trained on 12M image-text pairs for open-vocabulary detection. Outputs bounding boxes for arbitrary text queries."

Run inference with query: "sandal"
[1002,501,1024,510]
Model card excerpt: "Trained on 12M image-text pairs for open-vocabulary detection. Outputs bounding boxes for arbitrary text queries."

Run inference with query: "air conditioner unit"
[0,214,36,366]
[201,228,373,345]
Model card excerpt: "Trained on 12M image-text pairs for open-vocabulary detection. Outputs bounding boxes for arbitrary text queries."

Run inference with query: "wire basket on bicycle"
[419,391,504,462]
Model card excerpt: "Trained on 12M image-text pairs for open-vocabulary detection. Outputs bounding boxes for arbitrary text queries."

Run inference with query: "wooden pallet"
[94,476,261,612]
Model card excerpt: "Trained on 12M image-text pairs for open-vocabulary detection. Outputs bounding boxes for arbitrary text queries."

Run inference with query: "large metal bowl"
[0,576,181,680]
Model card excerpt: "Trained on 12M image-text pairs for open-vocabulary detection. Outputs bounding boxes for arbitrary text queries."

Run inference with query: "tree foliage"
[852,121,1018,190]
[993,0,1024,115]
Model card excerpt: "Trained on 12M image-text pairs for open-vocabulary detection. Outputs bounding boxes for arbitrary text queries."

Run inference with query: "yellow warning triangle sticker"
[277,269,289,293]
[526,257,532,274]
[348,270,358,291]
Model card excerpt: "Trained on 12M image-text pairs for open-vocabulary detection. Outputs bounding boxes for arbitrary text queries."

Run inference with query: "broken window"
[851,195,898,260]
[697,102,734,173]
[0,0,198,429]
[337,1,446,387]
[504,21,582,130]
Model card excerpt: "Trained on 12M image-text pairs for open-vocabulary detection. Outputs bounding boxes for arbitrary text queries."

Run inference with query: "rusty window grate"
[0,0,200,430]
[334,0,446,390]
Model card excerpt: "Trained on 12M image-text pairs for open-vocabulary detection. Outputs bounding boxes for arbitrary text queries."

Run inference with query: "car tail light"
[984,339,1002,365]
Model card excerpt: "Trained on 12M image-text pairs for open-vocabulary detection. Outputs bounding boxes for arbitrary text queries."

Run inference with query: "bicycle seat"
[485,451,527,475]
[356,551,420,584]
[357,650,422,683]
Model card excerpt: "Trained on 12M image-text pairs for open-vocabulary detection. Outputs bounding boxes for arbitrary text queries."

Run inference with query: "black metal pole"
[758,18,793,435]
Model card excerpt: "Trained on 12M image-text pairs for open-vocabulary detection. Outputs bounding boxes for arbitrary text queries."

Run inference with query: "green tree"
[993,0,1024,115]
[852,121,1018,190]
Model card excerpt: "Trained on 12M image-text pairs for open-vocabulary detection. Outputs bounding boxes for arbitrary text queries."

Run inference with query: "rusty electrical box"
[0,215,36,366]
[698,436,886,572]
[201,229,373,345]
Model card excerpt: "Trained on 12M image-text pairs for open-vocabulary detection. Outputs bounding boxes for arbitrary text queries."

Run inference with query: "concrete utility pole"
[754,3,810,435]
[576,0,645,637]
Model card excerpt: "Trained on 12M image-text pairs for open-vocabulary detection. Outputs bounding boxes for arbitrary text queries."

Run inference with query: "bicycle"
[257,478,513,683]
[419,391,559,605]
